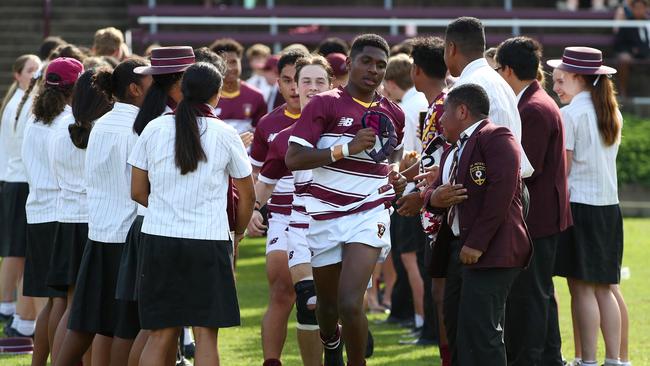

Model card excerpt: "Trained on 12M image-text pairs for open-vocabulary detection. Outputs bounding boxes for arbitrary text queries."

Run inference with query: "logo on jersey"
[338,117,354,127]
[288,250,294,259]
[470,162,487,186]
[243,103,252,118]
[268,133,278,142]
[269,237,279,245]
[377,223,386,238]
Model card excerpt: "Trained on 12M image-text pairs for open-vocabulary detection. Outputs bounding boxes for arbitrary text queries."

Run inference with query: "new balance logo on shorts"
[269,237,279,245]
[338,117,354,127]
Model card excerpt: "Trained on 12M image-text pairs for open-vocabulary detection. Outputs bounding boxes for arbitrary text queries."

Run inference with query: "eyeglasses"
[494,66,503,72]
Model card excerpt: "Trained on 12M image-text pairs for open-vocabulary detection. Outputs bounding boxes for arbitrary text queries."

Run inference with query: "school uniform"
[0,90,30,258]
[288,87,405,267]
[504,80,572,366]
[21,107,73,298]
[67,102,140,338]
[423,119,533,366]
[46,118,92,291]
[555,91,624,284]
[127,108,251,330]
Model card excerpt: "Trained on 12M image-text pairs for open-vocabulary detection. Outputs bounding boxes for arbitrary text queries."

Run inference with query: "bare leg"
[128,330,150,366]
[31,298,52,366]
[595,284,621,360]
[91,335,113,366]
[338,243,381,366]
[568,279,582,360]
[49,297,67,358]
[366,263,382,310]
[572,279,601,362]
[291,263,323,366]
[381,254,396,308]
[52,288,75,362]
[52,330,95,366]
[401,252,424,326]
[612,285,629,362]
[0,257,24,303]
[110,337,135,366]
[140,327,181,366]
[261,250,295,361]
[194,327,219,366]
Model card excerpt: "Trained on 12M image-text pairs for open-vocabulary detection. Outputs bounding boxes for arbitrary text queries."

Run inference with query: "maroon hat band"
[546,46,616,75]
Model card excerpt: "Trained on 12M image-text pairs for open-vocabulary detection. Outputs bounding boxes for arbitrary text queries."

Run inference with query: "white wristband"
[342,143,350,157]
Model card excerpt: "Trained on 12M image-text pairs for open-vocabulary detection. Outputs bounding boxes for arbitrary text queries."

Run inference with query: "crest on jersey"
[377,223,386,238]
[470,162,486,186]
[243,103,252,117]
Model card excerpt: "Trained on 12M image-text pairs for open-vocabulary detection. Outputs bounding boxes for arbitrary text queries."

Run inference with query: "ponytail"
[173,62,223,175]
[584,74,621,146]
[133,71,183,135]
[69,68,113,149]
[174,101,207,175]
[14,76,39,129]
[0,83,17,126]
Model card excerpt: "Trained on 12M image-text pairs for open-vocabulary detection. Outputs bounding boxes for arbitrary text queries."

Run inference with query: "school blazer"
[424,119,533,277]
[518,81,572,239]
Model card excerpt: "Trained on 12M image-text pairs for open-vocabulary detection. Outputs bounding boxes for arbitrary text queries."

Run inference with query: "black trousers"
[444,240,519,366]
[420,239,438,341]
[389,213,414,321]
[505,234,564,366]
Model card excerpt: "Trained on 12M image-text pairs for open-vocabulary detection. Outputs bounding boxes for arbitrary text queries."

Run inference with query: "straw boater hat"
[134,46,195,75]
[547,46,617,75]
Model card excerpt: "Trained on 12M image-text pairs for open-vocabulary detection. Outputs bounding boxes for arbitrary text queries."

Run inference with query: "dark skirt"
[47,222,89,292]
[68,239,126,337]
[138,233,239,330]
[23,222,66,298]
[555,203,624,284]
[0,182,29,257]
[115,216,144,301]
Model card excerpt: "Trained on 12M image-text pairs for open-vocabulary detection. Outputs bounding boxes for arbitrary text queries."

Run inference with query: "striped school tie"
[446,135,469,229]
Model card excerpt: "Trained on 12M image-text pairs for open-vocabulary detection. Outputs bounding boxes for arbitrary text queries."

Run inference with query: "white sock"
[11,314,22,328]
[604,358,621,366]
[620,361,632,366]
[414,314,424,328]
[183,327,194,345]
[16,317,35,336]
[0,301,16,316]
[582,361,598,366]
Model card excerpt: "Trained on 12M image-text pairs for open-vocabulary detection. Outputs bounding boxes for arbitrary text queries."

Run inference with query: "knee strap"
[294,280,319,330]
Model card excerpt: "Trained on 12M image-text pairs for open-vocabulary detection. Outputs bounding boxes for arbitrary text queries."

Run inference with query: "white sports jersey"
[22,106,72,224]
[128,114,252,241]
[50,119,89,223]
[86,102,139,243]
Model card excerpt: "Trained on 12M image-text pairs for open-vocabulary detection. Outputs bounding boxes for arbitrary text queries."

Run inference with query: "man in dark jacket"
[423,83,532,366]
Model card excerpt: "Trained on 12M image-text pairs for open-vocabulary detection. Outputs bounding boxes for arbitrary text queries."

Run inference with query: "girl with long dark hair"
[21,57,83,366]
[53,57,153,366]
[129,62,254,366]
[48,68,113,362]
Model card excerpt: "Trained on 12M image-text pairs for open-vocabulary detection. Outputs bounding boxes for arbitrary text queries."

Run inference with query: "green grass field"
[2,218,649,365]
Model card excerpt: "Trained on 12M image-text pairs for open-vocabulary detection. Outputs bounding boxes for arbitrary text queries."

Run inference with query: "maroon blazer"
[519,81,572,239]
[425,119,533,276]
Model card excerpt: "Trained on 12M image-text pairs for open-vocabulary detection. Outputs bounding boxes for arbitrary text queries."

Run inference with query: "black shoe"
[0,312,13,323]
[183,341,196,359]
[176,355,193,366]
[365,329,374,358]
[401,326,422,339]
[398,319,415,328]
[4,324,33,339]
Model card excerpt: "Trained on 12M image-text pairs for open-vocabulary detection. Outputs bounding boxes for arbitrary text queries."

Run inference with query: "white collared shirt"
[85,102,140,243]
[442,120,483,236]
[561,91,621,206]
[516,84,531,103]
[399,86,430,154]
[128,114,252,241]
[454,58,533,178]
[1,89,29,182]
[22,106,73,224]
[50,119,90,223]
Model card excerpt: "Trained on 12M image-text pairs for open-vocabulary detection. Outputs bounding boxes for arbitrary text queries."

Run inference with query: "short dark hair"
[350,34,390,59]
[446,83,490,118]
[194,47,226,76]
[317,37,349,56]
[209,38,244,58]
[496,37,542,81]
[39,36,67,60]
[410,36,447,80]
[445,17,486,57]
[390,39,414,56]
[277,48,310,74]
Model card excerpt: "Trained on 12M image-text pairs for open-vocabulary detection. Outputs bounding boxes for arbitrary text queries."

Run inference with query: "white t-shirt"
[247,73,273,102]
[561,91,621,206]
[1,89,27,182]
[454,58,533,178]
[50,119,89,223]
[86,102,139,243]
[22,106,72,224]
[128,114,252,241]
[399,87,429,154]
